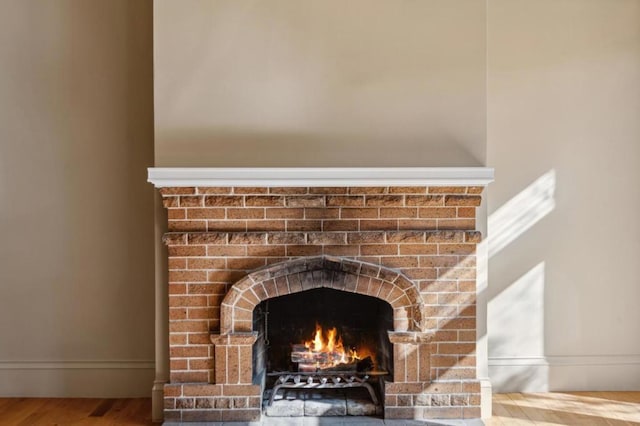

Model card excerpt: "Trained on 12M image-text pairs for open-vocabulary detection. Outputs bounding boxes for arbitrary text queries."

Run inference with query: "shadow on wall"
[485,170,557,392]
[155,128,484,167]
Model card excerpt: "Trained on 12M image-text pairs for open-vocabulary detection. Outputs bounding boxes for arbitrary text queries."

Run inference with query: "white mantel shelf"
[147,167,494,188]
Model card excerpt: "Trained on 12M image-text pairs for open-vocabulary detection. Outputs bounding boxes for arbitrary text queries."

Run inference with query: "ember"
[291,323,375,372]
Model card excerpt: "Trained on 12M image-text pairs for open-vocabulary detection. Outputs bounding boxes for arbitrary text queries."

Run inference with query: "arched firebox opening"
[252,287,394,391]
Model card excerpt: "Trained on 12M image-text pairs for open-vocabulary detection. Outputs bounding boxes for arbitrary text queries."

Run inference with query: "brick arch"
[220,256,424,334]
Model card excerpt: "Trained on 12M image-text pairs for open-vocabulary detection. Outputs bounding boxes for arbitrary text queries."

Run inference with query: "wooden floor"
[488,392,640,426]
[0,392,638,425]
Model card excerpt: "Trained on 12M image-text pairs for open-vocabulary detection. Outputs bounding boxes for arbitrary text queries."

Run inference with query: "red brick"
[440,317,476,330]
[266,208,303,219]
[197,187,232,194]
[465,231,482,243]
[418,255,459,268]
[170,346,209,358]
[347,232,385,244]
[169,320,208,333]
[180,196,203,207]
[189,358,214,370]
[365,195,403,206]
[170,371,208,383]
[169,271,207,282]
[189,333,213,344]
[437,368,476,380]
[398,219,436,230]
[169,295,208,307]
[428,186,466,194]
[438,244,476,255]
[380,256,418,268]
[322,245,359,256]
[168,221,207,232]
[188,307,218,319]
[444,195,482,206]
[340,208,378,218]
[169,257,187,270]
[457,207,476,218]
[419,207,457,218]
[169,282,187,294]
[380,207,417,218]
[245,196,284,207]
[169,307,187,319]
[304,208,338,219]
[163,197,179,208]
[399,244,437,255]
[348,187,387,194]
[168,209,186,220]
[389,186,427,194]
[438,219,476,230]
[287,245,322,256]
[323,220,358,231]
[286,220,321,231]
[269,187,307,194]
[188,283,226,295]
[246,245,286,257]
[458,281,476,292]
[233,187,268,194]
[245,220,285,231]
[286,196,325,207]
[167,246,207,257]
[307,233,346,245]
[161,187,196,196]
[207,220,247,231]
[406,195,445,206]
[309,187,347,194]
[361,244,397,255]
[360,220,398,231]
[187,208,225,219]
[207,246,246,256]
[228,208,264,219]
[204,196,243,207]
[326,196,364,207]
[403,268,437,280]
[183,384,222,396]
[386,231,424,243]
[207,270,246,283]
[222,385,261,396]
[188,258,226,269]
[164,384,183,397]
[463,382,481,393]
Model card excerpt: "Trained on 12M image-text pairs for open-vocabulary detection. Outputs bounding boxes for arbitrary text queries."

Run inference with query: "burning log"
[290,323,376,373]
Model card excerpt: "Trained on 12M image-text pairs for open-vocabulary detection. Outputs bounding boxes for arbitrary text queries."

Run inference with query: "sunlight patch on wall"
[488,170,556,258]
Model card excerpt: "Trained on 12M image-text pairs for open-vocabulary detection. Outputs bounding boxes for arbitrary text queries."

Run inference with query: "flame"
[300,323,373,370]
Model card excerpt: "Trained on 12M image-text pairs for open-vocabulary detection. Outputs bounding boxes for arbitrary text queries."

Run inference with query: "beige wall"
[153,0,487,167]
[0,0,155,396]
[487,0,640,391]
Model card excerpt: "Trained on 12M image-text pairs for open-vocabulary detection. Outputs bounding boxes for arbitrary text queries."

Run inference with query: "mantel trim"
[147,167,494,187]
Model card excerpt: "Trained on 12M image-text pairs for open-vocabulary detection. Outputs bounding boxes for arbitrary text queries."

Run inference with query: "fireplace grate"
[266,371,387,406]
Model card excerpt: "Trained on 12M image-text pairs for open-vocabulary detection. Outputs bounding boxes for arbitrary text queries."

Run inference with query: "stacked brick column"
[160,186,483,421]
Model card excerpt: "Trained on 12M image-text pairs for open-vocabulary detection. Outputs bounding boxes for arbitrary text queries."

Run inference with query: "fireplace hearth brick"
[160,186,484,421]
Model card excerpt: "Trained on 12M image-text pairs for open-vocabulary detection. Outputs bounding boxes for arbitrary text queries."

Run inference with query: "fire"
[295,323,374,371]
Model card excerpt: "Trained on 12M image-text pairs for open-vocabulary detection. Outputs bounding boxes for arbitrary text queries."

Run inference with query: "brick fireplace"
[149,167,492,422]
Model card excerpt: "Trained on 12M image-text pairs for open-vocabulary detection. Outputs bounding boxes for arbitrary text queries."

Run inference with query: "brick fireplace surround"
[149,167,493,422]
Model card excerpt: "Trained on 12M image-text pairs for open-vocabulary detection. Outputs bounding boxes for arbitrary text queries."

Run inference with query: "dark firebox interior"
[252,287,394,389]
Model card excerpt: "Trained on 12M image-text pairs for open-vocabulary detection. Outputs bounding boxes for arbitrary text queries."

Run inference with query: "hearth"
[148,167,493,422]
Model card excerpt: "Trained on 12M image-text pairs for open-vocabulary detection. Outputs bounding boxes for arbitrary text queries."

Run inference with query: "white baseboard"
[0,360,155,397]
[489,355,640,393]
